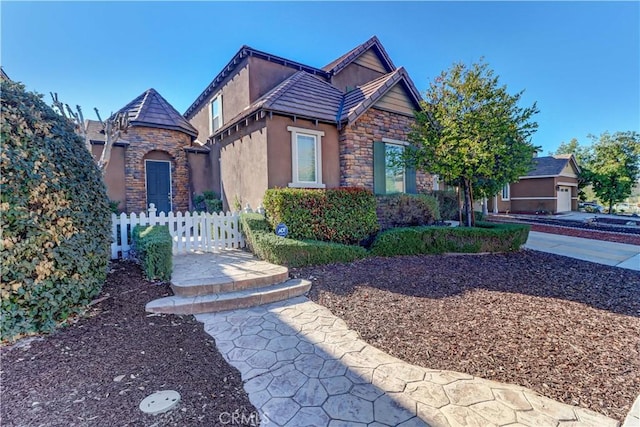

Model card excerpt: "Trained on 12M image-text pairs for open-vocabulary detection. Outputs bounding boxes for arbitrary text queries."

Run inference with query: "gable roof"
[184,46,330,119]
[340,67,421,123]
[322,36,396,75]
[524,154,581,177]
[215,68,422,139]
[217,71,344,135]
[116,88,198,137]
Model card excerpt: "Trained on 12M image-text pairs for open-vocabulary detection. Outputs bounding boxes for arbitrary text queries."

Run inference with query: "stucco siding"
[266,116,340,189]
[93,144,126,211]
[248,56,299,103]
[331,62,386,92]
[217,120,269,211]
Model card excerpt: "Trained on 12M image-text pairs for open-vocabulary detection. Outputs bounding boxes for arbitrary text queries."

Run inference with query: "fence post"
[148,203,157,226]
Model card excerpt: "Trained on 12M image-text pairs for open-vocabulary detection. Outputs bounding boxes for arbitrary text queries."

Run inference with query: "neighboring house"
[184,36,434,211]
[490,154,580,214]
[89,88,211,213]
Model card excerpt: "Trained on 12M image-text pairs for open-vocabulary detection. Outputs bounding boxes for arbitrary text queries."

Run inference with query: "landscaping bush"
[376,194,440,230]
[1,81,111,341]
[132,225,173,281]
[240,213,368,268]
[263,187,378,245]
[427,190,459,220]
[193,190,223,213]
[370,222,530,256]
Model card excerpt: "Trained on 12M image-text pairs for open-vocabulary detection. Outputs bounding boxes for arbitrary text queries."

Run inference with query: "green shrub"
[193,191,223,213]
[370,222,530,257]
[426,190,459,220]
[376,194,440,230]
[263,187,378,245]
[132,225,173,281]
[240,213,368,268]
[1,81,111,341]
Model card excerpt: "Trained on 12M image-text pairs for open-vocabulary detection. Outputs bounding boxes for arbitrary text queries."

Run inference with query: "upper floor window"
[287,126,325,188]
[210,95,222,134]
[501,184,510,201]
[374,139,417,195]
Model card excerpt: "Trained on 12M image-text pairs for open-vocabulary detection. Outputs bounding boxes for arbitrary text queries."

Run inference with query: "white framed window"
[288,126,325,188]
[384,143,405,194]
[501,184,510,201]
[210,95,222,134]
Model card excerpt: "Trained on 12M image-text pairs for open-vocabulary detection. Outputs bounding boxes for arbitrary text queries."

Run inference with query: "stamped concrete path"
[196,296,619,426]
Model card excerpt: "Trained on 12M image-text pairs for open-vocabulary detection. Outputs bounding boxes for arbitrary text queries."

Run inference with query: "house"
[184,36,435,211]
[88,88,211,213]
[490,154,580,214]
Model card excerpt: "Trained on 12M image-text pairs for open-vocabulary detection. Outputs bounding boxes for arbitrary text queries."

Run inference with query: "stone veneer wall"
[339,108,433,192]
[124,127,191,213]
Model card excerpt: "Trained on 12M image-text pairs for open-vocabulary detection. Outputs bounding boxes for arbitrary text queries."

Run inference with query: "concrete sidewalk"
[524,231,640,271]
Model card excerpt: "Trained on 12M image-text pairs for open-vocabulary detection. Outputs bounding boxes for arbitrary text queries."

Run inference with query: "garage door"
[557,186,571,212]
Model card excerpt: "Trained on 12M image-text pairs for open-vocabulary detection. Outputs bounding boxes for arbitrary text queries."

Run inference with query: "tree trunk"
[462,178,473,227]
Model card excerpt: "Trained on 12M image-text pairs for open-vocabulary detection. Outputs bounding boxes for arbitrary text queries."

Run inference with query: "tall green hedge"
[132,225,173,281]
[263,187,378,245]
[1,81,111,341]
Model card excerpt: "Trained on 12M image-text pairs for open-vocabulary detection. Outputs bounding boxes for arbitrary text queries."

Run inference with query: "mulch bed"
[527,223,640,245]
[1,261,257,427]
[294,250,640,422]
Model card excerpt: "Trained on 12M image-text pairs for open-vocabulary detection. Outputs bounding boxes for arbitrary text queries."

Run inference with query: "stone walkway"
[196,296,619,427]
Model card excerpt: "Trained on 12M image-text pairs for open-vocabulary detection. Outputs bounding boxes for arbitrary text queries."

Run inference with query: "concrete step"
[171,264,289,297]
[146,279,312,315]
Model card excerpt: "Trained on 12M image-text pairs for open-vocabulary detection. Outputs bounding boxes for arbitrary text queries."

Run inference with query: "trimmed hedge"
[240,214,368,268]
[428,190,459,220]
[1,81,111,341]
[263,187,378,245]
[370,222,530,257]
[132,225,173,281]
[376,194,440,231]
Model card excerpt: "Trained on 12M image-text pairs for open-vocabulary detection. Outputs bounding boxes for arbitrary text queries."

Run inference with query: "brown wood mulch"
[294,249,640,422]
[528,223,640,245]
[0,261,257,427]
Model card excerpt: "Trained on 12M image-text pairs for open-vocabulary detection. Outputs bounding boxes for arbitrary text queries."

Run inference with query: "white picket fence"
[111,204,245,259]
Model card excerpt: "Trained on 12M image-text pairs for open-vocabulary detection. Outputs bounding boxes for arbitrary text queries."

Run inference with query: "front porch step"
[171,265,289,297]
[145,279,312,315]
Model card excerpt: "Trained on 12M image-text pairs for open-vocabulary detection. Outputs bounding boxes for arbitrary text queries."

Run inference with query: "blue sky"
[2,1,638,155]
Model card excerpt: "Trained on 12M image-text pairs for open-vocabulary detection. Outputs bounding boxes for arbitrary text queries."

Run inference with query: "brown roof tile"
[116,88,198,137]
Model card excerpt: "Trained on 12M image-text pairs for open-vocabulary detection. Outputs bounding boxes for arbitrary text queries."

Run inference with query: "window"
[288,126,325,188]
[501,184,510,201]
[374,139,416,195]
[210,95,222,133]
[385,143,405,194]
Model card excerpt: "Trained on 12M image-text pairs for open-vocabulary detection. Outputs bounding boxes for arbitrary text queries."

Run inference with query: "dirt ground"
[1,261,258,427]
[295,249,640,422]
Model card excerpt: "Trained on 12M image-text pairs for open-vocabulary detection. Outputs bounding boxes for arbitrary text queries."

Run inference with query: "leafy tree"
[552,138,591,201]
[586,131,640,213]
[1,81,111,340]
[407,60,539,226]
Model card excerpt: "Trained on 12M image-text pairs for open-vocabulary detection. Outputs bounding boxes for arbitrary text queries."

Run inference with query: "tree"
[50,93,129,174]
[407,60,539,226]
[1,81,111,339]
[586,131,640,214]
[552,138,591,201]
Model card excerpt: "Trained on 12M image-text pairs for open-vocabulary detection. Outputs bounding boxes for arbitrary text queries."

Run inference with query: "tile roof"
[184,46,330,119]
[217,72,344,135]
[340,67,421,122]
[526,155,579,177]
[216,68,422,137]
[322,36,396,75]
[116,88,198,137]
